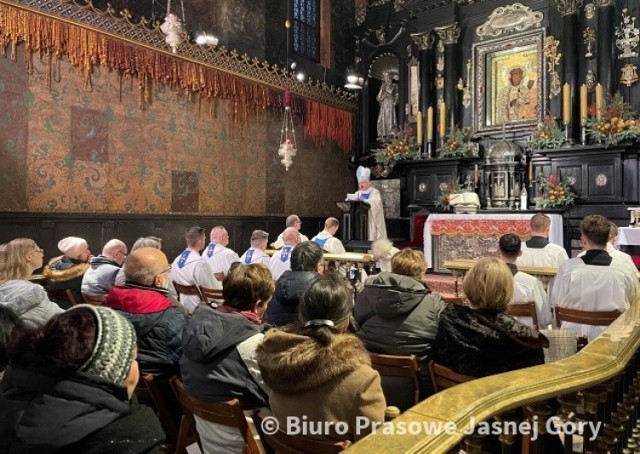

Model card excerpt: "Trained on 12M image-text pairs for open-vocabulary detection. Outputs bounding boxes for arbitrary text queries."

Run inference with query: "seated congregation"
[0,211,636,453]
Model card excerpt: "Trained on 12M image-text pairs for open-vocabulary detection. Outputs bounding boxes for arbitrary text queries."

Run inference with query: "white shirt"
[355,186,387,241]
[169,249,220,314]
[202,243,240,275]
[512,270,553,329]
[551,251,639,341]
[311,230,346,253]
[517,238,569,268]
[240,247,271,266]
[269,245,294,280]
[271,232,309,249]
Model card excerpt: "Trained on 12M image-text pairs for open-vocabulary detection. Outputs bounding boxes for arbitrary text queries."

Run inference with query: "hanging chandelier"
[160,0,186,53]
[278,85,297,171]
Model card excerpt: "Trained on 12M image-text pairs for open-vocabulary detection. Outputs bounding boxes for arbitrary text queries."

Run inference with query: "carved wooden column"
[595,0,615,95]
[434,23,461,131]
[411,31,436,153]
[556,0,582,140]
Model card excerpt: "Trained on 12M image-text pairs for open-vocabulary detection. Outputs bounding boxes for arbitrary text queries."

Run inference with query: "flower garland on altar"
[372,125,419,167]
[537,174,576,209]
[529,115,566,149]
[0,3,354,153]
[585,92,640,148]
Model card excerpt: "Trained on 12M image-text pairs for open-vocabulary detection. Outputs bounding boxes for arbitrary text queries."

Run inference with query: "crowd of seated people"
[0,210,637,452]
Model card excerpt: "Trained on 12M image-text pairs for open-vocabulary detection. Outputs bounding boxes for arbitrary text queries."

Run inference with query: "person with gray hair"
[311,217,345,253]
[81,239,128,298]
[240,230,271,266]
[113,236,163,288]
[271,214,309,249]
[267,241,324,326]
[268,227,302,280]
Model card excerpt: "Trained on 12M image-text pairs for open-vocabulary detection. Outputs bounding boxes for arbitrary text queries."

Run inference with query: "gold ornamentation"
[584,3,596,18]
[434,23,461,45]
[621,64,639,87]
[410,32,436,50]
[476,3,543,39]
[544,36,563,98]
[555,0,583,16]
[583,27,596,58]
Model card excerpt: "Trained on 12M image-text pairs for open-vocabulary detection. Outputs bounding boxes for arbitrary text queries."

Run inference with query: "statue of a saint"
[376,72,398,139]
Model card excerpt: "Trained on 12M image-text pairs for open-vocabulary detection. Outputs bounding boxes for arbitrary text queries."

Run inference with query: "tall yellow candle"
[416,111,422,143]
[426,106,434,141]
[562,83,571,123]
[579,84,588,124]
[595,83,604,120]
[439,102,447,137]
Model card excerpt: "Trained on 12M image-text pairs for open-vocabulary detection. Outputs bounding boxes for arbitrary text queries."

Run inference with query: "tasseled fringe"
[0,4,353,154]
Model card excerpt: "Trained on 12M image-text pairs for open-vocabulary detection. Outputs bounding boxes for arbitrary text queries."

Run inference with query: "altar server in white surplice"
[516,213,569,268]
[355,166,387,241]
[498,233,553,329]
[169,226,221,314]
[551,215,639,342]
[240,230,271,266]
[268,227,301,280]
[203,225,241,280]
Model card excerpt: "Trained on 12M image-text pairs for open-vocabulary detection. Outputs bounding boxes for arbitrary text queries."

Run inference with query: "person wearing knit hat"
[43,236,91,308]
[355,166,388,241]
[0,305,165,451]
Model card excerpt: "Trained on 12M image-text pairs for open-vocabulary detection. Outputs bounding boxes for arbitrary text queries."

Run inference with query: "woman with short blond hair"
[390,248,426,278]
[434,257,548,378]
[0,238,63,326]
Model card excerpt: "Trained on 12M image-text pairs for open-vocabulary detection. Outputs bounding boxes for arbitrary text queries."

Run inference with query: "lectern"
[337,201,369,242]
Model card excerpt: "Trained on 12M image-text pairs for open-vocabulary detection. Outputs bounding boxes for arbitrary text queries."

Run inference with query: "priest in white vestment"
[355,166,387,241]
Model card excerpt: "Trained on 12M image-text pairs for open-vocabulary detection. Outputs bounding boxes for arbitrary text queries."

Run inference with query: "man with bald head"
[81,238,128,299]
[268,227,302,280]
[202,225,241,280]
[105,247,187,379]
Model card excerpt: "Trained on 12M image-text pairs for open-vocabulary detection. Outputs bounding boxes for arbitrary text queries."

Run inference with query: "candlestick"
[416,111,422,144]
[474,164,478,185]
[426,106,433,142]
[528,161,533,181]
[595,83,604,120]
[439,103,447,139]
[562,83,571,123]
[579,84,588,125]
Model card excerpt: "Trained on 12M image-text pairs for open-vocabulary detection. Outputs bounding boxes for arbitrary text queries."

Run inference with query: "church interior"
[1,0,640,452]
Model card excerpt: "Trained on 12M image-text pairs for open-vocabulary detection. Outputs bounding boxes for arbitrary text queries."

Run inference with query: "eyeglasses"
[153,265,172,281]
[116,250,127,259]
[33,248,44,254]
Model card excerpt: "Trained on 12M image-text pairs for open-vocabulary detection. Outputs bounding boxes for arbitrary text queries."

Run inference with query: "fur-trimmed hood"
[44,256,89,282]
[256,328,372,394]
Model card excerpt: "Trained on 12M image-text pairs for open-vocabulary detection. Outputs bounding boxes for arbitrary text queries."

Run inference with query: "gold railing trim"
[348,299,640,453]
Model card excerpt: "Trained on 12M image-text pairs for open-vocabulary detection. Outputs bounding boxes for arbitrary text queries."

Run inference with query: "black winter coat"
[0,366,165,453]
[434,303,549,378]
[266,270,319,326]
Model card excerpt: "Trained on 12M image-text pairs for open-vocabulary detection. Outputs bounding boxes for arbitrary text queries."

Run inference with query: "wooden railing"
[347,300,640,453]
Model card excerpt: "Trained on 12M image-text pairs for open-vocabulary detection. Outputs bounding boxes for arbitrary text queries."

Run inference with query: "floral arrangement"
[372,124,419,166]
[585,92,640,147]
[537,173,576,209]
[434,179,465,208]
[437,126,473,158]
[529,115,566,149]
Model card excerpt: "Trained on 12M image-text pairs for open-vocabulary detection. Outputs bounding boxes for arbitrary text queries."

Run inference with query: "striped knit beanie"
[72,304,137,386]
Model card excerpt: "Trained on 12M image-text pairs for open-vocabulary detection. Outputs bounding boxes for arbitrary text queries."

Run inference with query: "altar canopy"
[424,213,564,271]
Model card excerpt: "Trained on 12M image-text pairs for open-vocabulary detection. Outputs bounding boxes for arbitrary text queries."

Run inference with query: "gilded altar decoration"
[437,127,473,158]
[372,125,419,169]
[621,64,639,87]
[538,174,576,209]
[585,92,640,147]
[583,27,596,58]
[476,3,543,39]
[615,9,639,59]
[530,115,567,149]
[544,36,562,98]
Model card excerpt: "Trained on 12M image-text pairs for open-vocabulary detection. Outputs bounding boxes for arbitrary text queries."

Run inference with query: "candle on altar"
[562,83,571,123]
[528,161,533,181]
[595,83,604,120]
[579,84,588,125]
[426,107,433,142]
[439,103,447,138]
[474,164,479,185]
[416,111,422,144]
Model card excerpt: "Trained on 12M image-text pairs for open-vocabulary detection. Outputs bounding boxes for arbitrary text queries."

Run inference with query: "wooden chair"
[198,285,224,304]
[368,352,420,411]
[428,360,476,392]
[135,374,179,446]
[253,409,350,454]
[82,293,106,305]
[506,302,539,330]
[47,288,81,307]
[554,307,622,328]
[172,281,204,303]
[170,377,264,454]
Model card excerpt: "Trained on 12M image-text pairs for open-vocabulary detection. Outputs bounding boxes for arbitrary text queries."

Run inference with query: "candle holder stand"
[562,121,575,147]
[422,141,433,159]
[580,125,587,146]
